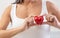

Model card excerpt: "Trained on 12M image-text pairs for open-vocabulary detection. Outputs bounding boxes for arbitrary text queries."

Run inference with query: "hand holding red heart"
[45,14,59,26]
[24,15,44,29]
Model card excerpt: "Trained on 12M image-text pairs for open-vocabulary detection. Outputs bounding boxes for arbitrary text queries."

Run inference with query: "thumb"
[43,21,52,25]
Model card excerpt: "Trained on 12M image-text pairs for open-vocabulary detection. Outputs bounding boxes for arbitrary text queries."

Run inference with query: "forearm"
[53,18,60,29]
[56,22,60,29]
[0,25,26,38]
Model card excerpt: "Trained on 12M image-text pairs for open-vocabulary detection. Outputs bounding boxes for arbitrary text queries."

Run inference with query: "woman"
[0,0,60,38]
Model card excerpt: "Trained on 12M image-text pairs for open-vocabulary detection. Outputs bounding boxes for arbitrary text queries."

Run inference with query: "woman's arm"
[46,1,60,28]
[0,5,27,38]
[0,6,32,38]
[0,5,11,30]
[0,24,26,38]
[47,1,60,21]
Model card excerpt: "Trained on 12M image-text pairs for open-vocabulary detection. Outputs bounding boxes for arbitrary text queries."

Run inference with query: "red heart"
[34,16,44,25]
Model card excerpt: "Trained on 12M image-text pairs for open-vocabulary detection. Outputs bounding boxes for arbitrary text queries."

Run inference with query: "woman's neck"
[23,0,42,6]
[29,0,42,7]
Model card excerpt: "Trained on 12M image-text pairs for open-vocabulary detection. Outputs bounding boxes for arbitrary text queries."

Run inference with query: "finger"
[46,15,50,22]
[49,16,54,22]
[45,21,52,25]
[46,14,54,22]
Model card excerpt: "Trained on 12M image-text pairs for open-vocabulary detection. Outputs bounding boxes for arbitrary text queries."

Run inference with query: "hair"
[13,0,24,4]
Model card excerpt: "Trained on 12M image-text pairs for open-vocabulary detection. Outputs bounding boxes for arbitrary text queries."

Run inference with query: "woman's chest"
[16,5,42,18]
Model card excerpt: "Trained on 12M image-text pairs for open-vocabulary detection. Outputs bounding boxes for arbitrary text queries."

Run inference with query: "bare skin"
[0,0,60,38]
[45,1,60,29]
[45,14,60,29]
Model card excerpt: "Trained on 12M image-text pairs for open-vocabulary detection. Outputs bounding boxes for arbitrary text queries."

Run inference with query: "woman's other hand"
[45,14,60,28]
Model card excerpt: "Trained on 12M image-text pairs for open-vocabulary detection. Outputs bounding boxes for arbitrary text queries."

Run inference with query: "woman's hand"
[45,14,60,28]
[23,16,36,30]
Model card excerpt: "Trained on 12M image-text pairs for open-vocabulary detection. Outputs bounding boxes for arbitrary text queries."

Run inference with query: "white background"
[0,0,60,38]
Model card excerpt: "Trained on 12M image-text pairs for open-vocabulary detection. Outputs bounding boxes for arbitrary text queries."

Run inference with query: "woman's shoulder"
[6,4,16,10]
[5,4,16,13]
[46,1,55,14]
[3,4,12,16]
[46,1,54,7]
[5,5,12,12]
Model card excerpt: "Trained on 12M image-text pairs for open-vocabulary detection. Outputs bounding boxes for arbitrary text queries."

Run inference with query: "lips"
[34,16,44,25]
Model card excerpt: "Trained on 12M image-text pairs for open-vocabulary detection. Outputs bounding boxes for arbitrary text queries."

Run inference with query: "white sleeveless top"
[7,0,50,38]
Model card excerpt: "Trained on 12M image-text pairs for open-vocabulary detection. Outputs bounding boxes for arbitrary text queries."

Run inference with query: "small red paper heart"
[34,16,44,25]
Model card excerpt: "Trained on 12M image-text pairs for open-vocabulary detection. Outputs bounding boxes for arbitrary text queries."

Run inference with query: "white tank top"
[7,0,50,38]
